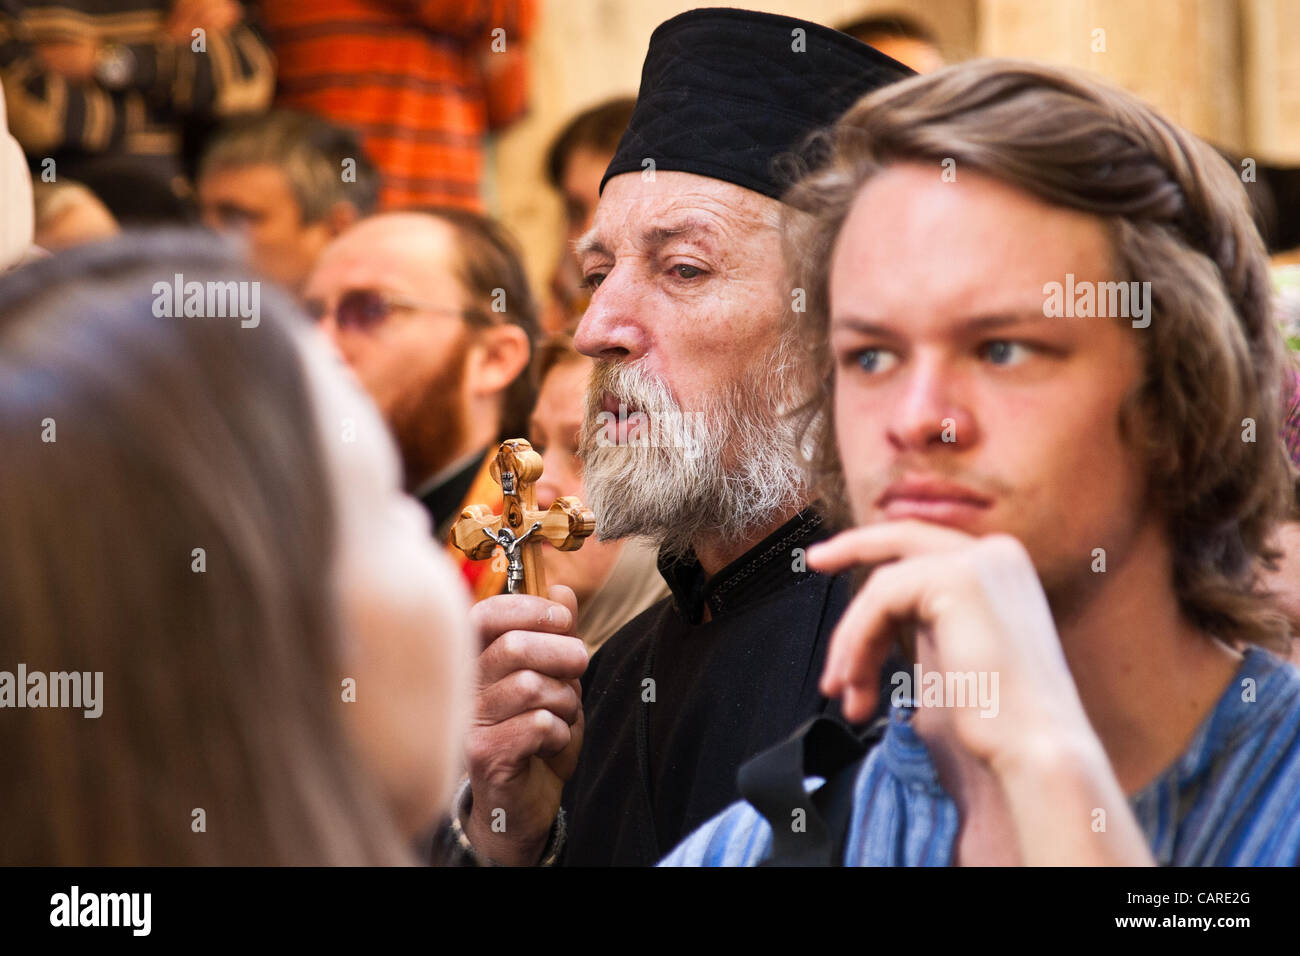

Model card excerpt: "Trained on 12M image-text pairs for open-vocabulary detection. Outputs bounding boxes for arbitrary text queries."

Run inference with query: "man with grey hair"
[438,9,911,868]
[197,110,380,293]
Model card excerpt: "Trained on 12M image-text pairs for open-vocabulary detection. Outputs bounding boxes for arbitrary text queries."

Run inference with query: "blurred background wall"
[495,0,1300,291]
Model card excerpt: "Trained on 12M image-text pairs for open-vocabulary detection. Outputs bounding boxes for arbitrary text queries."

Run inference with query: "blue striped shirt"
[660,647,1300,866]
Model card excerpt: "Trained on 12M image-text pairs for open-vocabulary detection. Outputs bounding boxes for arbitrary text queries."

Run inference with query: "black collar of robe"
[552,504,883,866]
[418,446,489,541]
[657,509,829,624]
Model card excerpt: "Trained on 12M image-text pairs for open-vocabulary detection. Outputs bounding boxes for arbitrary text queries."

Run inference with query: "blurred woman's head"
[0,232,472,864]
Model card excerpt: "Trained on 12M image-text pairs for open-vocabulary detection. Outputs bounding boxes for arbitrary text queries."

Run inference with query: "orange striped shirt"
[260,0,535,211]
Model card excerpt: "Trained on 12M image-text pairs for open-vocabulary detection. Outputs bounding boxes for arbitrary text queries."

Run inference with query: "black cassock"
[559,508,888,866]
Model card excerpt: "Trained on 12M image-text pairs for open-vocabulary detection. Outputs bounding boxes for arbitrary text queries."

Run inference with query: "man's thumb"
[548,584,579,636]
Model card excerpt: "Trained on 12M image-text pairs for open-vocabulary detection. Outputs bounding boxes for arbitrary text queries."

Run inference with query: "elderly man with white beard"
[434,8,912,867]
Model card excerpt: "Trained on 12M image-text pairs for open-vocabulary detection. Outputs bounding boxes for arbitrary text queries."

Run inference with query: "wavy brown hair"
[785,59,1296,649]
[0,232,416,864]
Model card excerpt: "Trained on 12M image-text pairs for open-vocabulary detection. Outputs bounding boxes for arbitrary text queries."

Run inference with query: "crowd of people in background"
[3,4,1300,867]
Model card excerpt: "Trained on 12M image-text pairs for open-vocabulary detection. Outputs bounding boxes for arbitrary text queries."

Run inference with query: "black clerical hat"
[600,7,915,201]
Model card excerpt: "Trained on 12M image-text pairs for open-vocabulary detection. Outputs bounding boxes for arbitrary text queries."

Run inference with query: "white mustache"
[579,353,809,558]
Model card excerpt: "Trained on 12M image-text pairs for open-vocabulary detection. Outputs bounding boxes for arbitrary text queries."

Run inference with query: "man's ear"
[467,324,531,396]
[326,200,361,238]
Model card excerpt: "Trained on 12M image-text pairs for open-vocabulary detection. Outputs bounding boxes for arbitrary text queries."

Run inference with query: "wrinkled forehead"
[583,170,782,252]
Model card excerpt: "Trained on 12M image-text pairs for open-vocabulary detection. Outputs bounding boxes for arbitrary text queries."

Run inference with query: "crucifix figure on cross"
[451,439,597,597]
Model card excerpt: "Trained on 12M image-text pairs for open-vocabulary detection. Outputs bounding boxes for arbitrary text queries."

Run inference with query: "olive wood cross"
[451,439,596,597]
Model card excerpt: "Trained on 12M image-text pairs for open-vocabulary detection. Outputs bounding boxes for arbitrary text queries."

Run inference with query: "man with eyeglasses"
[303,208,539,599]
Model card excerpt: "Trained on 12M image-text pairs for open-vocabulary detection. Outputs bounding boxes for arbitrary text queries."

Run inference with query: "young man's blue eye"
[857,348,897,374]
[983,341,1027,365]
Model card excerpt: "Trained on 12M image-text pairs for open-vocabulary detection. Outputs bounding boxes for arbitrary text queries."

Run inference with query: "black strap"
[738,715,887,866]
